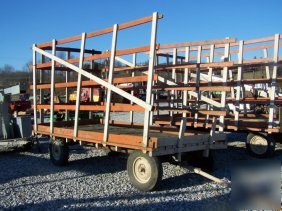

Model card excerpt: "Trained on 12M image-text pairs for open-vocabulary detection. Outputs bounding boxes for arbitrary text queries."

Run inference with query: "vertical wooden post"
[194,46,202,127]
[183,47,190,110]
[279,106,282,132]
[73,33,86,139]
[235,40,244,128]
[89,88,93,119]
[89,52,95,120]
[150,51,158,126]
[219,43,230,131]
[205,44,214,127]
[263,48,270,80]
[103,24,118,142]
[166,55,170,109]
[170,48,177,123]
[130,53,136,124]
[39,55,45,124]
[177,46,190,161]
[50,40,56,135]
[229,69,235,99]
[32,44,38,133]
[143,12,158,147]
[65,51,70,121]
[268,34,279,129]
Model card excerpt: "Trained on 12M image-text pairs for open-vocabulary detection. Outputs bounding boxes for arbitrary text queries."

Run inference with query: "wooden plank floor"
[75,124,177,139]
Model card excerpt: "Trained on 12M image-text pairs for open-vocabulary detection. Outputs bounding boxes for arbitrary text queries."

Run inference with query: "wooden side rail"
[35,45,156,69]
[37,14,164,48]
[35,103,146,112]
[31,74,158,90]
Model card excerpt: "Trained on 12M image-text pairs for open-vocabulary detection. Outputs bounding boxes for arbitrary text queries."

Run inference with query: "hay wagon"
[31,12,281,191]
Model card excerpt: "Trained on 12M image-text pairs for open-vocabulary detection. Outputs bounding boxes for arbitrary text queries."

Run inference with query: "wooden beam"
[159,37,236,49]
[32,44,38,133]
[73,32,86,139]
[157,108,227,116]
[143,12,158,147]
[36,103,145,112]
[50,40,56,134]
[104,24,118,142]
[37,14,164,48]
[41,46,101,54]
[36,125,156,151]
[32,75,158,90]
[35,45,154,69]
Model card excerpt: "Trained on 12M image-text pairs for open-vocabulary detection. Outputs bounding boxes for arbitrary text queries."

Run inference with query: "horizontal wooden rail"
[155,61,234,70]
[41,47,101,54]
[156,36,282,54]
[37,14,164,48]
[159,37,236,49]
[157,42,282,59]
[155,58,282,73]
[37,125,156,151]
[31,74,158,90]
[35,56,281,72]
[156,97,282,105]
[35,103,145,112]
[157,108,227,116]
[152,85,231,92]
[181,77,282,86]
[35,45,154,69]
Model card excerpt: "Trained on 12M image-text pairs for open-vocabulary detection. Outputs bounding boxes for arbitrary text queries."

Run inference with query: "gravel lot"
[0,134,281,210]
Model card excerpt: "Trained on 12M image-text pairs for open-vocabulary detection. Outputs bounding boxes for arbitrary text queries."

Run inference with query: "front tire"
[49,138,69,166]
[246,133,275,158]
[127,151,163,192]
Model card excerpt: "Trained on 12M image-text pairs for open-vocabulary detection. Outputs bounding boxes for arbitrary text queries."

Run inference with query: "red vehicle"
[9,93,31,113]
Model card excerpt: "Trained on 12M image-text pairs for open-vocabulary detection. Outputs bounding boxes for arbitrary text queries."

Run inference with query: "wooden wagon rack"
[31,12,281,191]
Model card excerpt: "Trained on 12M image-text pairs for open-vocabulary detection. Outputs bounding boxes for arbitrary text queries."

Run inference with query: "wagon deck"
[37,121,226,156]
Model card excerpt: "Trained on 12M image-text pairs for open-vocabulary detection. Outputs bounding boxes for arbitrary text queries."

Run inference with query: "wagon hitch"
[193,167,231,187]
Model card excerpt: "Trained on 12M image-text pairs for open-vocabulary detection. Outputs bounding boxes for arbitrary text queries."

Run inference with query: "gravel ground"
[0,135,281,210]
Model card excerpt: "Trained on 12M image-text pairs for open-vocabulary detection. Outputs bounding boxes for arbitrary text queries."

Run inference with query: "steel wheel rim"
[249,135,268,155]
[133,157,151,183]
[52,143,61,160]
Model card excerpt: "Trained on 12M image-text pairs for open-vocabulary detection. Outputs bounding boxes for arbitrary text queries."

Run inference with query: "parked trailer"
[31,12,280,191]
[0,91,33,148]
[152,33,282,158]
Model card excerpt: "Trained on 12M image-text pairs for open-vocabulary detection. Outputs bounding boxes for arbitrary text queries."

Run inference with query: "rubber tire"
[127,151,163,192]
[182,151,214,172]
[49,139,69,166]
[246,133,275,158]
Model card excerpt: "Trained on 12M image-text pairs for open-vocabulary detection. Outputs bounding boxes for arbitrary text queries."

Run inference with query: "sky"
[0,0,281,70]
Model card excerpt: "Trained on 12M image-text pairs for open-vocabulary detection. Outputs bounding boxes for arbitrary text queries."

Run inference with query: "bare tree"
[2,64,15,73]
[23,61,32,72]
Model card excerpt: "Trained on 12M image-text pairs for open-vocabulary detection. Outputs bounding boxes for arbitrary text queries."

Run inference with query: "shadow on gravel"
[7,190,231,210]
[0,139,127,185]
[159,172,209,191]
[0,152,127,186]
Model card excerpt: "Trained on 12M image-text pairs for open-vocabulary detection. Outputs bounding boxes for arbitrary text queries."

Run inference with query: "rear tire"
[49,138,69,166]
[127,151,163,192]
[246,133,275,158]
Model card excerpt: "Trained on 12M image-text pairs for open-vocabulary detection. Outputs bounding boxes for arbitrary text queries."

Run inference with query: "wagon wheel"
[246,133,275,158]
[49,138,69,166]
[127,151,163,192]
